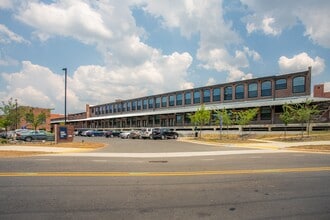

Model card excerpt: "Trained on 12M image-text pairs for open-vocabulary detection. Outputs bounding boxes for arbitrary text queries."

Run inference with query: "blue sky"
[0,0,329,114]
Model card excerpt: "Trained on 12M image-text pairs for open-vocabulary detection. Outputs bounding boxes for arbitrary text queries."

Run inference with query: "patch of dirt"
[0,151,55,158]
[288,145,330,152]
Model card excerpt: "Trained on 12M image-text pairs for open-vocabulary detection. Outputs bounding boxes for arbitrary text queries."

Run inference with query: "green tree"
[234,108,259,137]
[0,98,20,134]
[215,108,233,138]
[189,104,211,138]
[25,109,47,131]
[279,103,295,138]
[293,99,319,138]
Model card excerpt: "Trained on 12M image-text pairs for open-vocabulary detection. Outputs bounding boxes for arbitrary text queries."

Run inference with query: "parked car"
[151,128,179,140]
[16,130,55,142]
[129,130,142,139]
[104,130,122,138]
[120,131,131,139]
[140,128,154,139]
[85,130,104,137]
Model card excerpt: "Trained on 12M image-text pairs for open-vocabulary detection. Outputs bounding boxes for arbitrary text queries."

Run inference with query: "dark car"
[151,128,178,140]
[85,130,105,137]
[104,130,122,138]
[16,130,55,142]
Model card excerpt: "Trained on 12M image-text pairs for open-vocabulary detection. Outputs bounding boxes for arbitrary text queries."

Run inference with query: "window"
[109,104,113,113]
[212,88,220,102]
[161,96,167,107]
[169,95,175,106]
[143,99,147,109]
[137,100,142,110]
[122,102,126,112]
[132,101,137,111]
[176,93,182,105]
[185,92,191,105]
[117,103,121,112]
[248,83,258,98]
[155,97,161,108]
[148,98,154,109]
[113,104,117,113]
[275,79,287,90]
[126,102,130,112]
[261,81,272,96]
[260,107,271,120]
[224,86,232,100]
[235,84,244,99]
[194,90,201,104]
[293,76,305,93]
[203,89,211,103]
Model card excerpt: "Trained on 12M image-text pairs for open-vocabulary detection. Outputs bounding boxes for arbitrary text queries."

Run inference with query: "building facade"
[50,68,330,131]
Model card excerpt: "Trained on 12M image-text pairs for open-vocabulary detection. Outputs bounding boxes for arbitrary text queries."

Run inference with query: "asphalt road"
[0,137,329,219]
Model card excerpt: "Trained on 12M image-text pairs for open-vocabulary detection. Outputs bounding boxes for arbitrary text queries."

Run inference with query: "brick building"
[51,68,330,131]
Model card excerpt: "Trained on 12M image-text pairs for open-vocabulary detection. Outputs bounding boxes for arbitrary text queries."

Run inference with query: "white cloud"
[278,52,325,75]
[241,0,330,48]
[324,82,330,93]
[206,78,216,86]
[0,24,29,44]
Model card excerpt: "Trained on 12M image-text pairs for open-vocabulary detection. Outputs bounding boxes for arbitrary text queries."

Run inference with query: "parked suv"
[151,128,178,140]
[140,128,154,139]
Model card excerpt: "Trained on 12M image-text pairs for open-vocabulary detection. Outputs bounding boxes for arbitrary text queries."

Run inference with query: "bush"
[0,138,8,144]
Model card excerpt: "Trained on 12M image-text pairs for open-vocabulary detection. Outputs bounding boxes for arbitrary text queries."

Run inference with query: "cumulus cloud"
[241,0,330,48]
[278,52,325,75]
[324,82,330,93]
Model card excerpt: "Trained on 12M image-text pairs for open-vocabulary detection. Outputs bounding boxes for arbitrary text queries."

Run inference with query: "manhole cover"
[149,160,168,163]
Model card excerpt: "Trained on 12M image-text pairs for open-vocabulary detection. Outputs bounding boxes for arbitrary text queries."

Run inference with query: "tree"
[279,103,294,138]
[0,98,20,133]
[215,108,233,138]
[25,108,47,131]
[293,99,319,138]
[189,104,211,138]
[234,108,259,137]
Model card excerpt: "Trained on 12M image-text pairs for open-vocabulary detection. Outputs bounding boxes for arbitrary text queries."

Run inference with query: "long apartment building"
[51,67,330,131]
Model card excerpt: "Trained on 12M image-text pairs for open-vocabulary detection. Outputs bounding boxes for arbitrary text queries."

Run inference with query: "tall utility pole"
[62,68,67,125]
[15,99,18,129]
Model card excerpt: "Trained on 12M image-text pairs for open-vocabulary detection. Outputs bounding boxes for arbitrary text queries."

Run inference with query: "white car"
[140,128,154,139]
[120,131,131,139]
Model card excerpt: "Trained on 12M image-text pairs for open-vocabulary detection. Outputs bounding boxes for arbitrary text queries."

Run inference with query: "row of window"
[92,76,306,115]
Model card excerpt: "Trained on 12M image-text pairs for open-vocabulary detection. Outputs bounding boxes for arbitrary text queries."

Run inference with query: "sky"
[0,0,329,114]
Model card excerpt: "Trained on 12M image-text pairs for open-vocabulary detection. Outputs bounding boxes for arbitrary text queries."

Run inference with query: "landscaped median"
[181,132,330,153]
[0,142,105,158]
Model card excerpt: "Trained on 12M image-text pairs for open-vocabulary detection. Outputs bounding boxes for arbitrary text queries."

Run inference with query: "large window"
[275,79,287,90]
[137,100,142,110]
[261,81,272,97]
[143,99,147,109]
[126,102,130,112]
[109,104,113,113]
[122,102,126,112]
[155,97,161,108]
[235,84,244,99]
[161,96,167,107]
[194,90,201,104]
[169,95,175,106]
[132,101,137,111]
[260,107,271,120]
[248,83,258,98]
[213,88,220,101]
[148,98,154,109]
[293,76,305,93]
[176,93,182,105]
[224,86,232,100]
[203,89,211,103]
[185,92,191,105]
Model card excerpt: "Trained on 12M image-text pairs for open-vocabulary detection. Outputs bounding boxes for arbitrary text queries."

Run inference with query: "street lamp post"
[62,68,67,125]
[15,99,18,129]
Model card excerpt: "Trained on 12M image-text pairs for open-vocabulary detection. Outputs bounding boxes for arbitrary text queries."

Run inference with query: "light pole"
[62,68,67,125]
[15,99,18,129]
